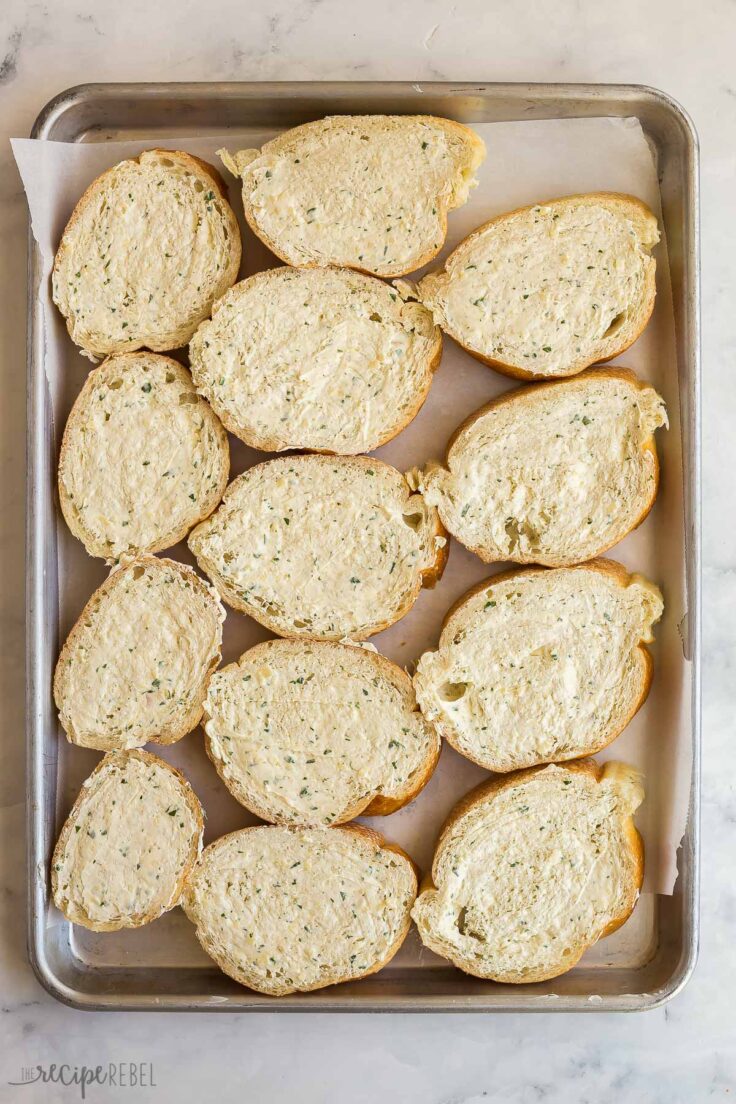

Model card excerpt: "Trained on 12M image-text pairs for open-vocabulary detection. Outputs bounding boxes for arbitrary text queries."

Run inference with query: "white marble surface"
[0,1,732,1100]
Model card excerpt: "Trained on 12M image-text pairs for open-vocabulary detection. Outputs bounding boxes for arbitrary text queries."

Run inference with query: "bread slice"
[412,759,644,983]
[58,353,230,561]
[52,750,204,932]
[52,149,241,359]
[189,266,442,454]
[219,115,485,278]
[181,824,417,995]
[418,367,667,567]
[414,561,663,772]
[188,455,447,640]
[203,639,440,826]
[405,193,658,380]
[54,556,224,751]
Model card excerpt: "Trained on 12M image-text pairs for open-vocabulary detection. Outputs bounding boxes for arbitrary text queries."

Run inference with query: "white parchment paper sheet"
[13,118,691,973]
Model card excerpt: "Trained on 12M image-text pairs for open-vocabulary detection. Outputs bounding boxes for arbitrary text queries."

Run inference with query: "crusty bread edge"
[418,192,658,381]
[428,366,662,567]
[415,758,644,984]
[53,555,224,750]
[226,116,485,279]
[51,748,205,932]
[202,639,440,825]
[58,354,231,562]
[416,558,661,771]
[189,455,449,640]
[181,823,418,996]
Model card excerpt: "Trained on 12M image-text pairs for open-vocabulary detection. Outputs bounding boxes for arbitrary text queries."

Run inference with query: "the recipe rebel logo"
[8,1062,157,1099]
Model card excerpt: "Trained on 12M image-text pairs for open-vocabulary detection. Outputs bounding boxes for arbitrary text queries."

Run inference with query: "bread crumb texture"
[219,115,485,277]
[190,266,441,453]
[54,556,224,751]
[414,562,663,771]
[52,750,203,932]
[204,639,439,825]
[412,761,643,982]
[182,825,417,994]
[421,368,667,566]
[189,455,445,640]
[52,150,241,358]
[416,193,658,378]
[58,353,230,561]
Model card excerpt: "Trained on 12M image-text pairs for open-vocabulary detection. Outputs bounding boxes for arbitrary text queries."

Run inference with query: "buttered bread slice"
[407,193,658,379]
[189,266,442,454]
[182,824,417,995]
[418,367,667,566]
[52,750,203,932]
[219,115,485,277]
[412,760,644,983]
[204,639,440,825]
[188,455,447,640]
[52,149,241,358]
[59,353,230,561]
[54,556,224,751]
[414,561,663,772]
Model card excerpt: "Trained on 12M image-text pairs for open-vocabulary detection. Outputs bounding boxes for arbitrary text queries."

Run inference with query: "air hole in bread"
[194,180,204,192]
[402,511,424,532]
[132,565,146,581]
[178,392,199,405]
[369,312,383,323]
[160,158,174,167]
[603,311,627,338]
[439,681,468,702]
[108,379,123,390]
[165,371,176,383]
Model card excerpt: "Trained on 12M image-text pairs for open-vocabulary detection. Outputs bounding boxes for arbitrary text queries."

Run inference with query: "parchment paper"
[13,116,691,935]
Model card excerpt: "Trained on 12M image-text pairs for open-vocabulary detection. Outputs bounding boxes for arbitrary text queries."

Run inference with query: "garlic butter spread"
[414,565,663,771]
[53,753,202,929]
[189,266,439,454]
[205,641,438,824]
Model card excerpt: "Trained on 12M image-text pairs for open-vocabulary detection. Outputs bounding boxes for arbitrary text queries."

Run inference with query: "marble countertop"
[0,1,731,1100]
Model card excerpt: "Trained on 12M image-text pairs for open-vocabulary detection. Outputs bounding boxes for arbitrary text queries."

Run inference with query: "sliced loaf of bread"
[52,149,241,358]
[414,561,663,772]
[412,760,644,983]
[54,556,224,751]
[203,639,440,825]
[405,193,658,379]
[219,115,485,277]
[188,455,447,640]
[418,367,667,566]
[189,265,442,454]
[58,353,230,561]
[52,750,203,932]
[182,824,417,995]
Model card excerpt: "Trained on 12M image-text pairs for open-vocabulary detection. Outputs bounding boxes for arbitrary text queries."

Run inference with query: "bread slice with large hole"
[414,561,663,772]
[182,823,417,995]
[52,750,203,932]
[417,367,667,567]
[189,265,442,454]
[54,556,224,751]
[219,115,485,278]
[58,352,230,561]
[404,193,658,380]
[188,455,447,640]
[204,639,440,826]
[52,149,241,359]
[412,759,644,983]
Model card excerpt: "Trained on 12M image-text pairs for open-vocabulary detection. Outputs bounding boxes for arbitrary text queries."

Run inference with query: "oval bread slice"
[54,556,225,751]
[219,115,485,278]
[414,561,663,772]
[189,266,442,454]
[204,639,440,825]
[52,750,204,932]
[182,824,417,995]
[52,149,241,358]
[412,759,644,983]
[58,353,230,561]
[188,455,447,640]
[409,193,658,380]
[419,367,667,566]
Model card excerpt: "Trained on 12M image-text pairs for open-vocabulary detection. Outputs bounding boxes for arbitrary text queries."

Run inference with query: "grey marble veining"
[0,0,733,1100]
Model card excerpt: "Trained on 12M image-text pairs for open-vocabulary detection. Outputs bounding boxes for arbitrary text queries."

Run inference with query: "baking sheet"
[14,116,691,976]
